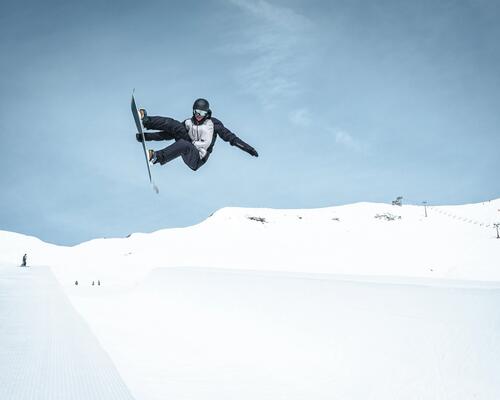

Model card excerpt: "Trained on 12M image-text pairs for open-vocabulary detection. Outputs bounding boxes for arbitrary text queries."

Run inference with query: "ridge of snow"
[1,199,499,286]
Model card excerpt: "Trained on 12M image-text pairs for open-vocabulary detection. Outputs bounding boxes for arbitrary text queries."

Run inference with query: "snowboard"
[131,92,159,194]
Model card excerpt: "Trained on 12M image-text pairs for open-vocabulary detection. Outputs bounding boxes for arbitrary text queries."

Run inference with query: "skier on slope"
[136,98,259,171]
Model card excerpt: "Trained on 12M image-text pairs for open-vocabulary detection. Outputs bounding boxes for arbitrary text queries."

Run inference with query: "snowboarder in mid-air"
[136,98,259,171]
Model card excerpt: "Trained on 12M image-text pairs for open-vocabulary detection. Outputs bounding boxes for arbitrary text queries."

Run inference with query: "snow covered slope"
[0,266,134,400]
[1,200,499,400]
[2,199,499,285]
[68,267,500,400]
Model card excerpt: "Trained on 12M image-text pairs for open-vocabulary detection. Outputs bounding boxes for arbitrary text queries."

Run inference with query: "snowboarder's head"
[192,98,211,123]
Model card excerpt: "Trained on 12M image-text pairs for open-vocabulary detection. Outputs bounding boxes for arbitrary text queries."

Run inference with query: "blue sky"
[1,0,499,245]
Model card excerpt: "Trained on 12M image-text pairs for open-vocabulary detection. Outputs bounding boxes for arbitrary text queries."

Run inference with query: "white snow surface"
[0,266,134,400]
[1,200,500,399]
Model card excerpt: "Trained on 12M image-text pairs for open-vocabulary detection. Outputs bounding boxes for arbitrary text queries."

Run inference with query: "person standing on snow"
[136,98,258,171]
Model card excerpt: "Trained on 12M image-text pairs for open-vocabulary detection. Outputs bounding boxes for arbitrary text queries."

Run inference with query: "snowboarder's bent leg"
[154,139,203,170]
[142,116,189,141]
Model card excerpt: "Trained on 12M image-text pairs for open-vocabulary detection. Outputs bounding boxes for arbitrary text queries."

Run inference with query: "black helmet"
[192,98,211,123]
[193,98,210,111]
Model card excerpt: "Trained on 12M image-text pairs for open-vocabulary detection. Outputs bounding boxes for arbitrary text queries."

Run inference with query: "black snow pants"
[142,116,207,171]
[155,139,206,171]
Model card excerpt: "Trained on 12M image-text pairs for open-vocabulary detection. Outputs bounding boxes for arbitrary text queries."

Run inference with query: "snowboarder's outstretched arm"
[213,118,259,157]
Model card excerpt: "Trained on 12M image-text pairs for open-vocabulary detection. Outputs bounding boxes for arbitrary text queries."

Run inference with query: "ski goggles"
[194,109,209,117]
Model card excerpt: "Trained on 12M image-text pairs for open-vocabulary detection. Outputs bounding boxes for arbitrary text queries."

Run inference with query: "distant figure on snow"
[21,254,27,267]
[136,98,258,171]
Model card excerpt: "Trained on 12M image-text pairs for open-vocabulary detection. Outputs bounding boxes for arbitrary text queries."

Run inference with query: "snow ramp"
[0,266,135,400]
[88,267,500,400]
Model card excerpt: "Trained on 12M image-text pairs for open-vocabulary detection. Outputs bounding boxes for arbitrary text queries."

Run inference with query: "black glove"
[136,133,144,142]
[232,138,259,157]
[246,146,259,157]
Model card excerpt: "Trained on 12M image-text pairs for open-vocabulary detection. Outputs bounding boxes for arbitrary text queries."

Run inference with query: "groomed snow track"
[0,266,135,400]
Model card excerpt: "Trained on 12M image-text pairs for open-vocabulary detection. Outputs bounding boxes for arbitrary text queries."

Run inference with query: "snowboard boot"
[147,149,157,164]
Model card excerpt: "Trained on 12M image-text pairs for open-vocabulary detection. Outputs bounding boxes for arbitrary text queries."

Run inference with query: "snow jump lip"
[142,266,500,290]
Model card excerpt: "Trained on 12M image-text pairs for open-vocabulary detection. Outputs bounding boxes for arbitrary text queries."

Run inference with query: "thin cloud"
[225,0,313,108]
[334,130,369,153]
[288,109,369,154]
[290,108,313,127]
